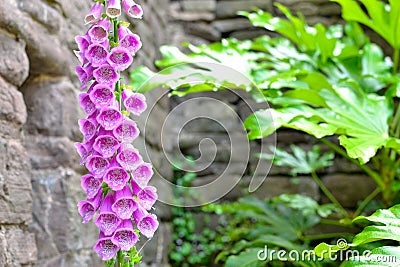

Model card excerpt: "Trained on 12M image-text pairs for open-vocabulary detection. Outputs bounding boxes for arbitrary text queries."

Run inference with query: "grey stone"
[0,139,32,225]
[139,222,172,265]
[21,76,80,139]
[0,226,37,266]
[216,0,273,18]
[185,22,221,41]
[0,77,27,137]
[182,0,216,12]
[211,18,252,33]
[0,30,29,87]
[25,135,79,170]
[243,176,320,200]
[322,174,377,208]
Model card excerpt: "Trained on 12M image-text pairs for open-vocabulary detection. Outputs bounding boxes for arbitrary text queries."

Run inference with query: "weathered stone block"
[182,0,216,12]
[0,139,32,225]
[322,174,376,208]
[211,18,252,33]
[0,77,27,137]
[0,226,37,266]
[243,176,320,200]
[0,30,29,87]
[216,0,273,18]
[25,135,79,170]
[21,76,80,139]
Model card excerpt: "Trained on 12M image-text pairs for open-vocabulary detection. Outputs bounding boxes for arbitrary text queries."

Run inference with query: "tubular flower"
[74,1,158,263]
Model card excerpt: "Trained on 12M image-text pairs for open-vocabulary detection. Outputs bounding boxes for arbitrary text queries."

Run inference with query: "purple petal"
[116,146,142,171]
[89,84,115,108]
[112,118,140,143]
[138,213,158,238]
[78,118,97,141]
[74,50,88,66]
[104,167,130,191]
[79,93,97,116]
[88,18,111,43]
[75,34,91,52]
[86,43,109,67]
[81,174,102,199]
[93,232,119,260]
[112,185,138,219]
[137,186,157,210]
[107,46,133,71]
[74,142,90,165]
[122,90,147,116]
[85,2,103,24]
[93,64,119,85]
[111,219,138,251]
[121,34,142,55]
[95,193,122,235]
[86,155,110,178]
[96,108,123,130]
[122,0,143,19]
[131,162,153,188]
[93,135,120,158]
[106,0,121,18]
[77,190,102,223]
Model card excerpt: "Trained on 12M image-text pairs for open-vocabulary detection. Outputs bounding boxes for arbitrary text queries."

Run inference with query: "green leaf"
[343,246,400,266]
[333,0,400,48]
[225,248,265,267]
[258,144,334,175]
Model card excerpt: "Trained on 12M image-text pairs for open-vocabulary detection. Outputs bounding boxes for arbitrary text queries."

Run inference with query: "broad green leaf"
[333,0,400,48]
[225,248,266,267]
[343,246,400,266]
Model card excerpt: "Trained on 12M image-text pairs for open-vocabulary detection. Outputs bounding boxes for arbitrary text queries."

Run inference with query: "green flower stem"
[393,48,399,75]
[353,187,380,218]
[310,171,348,217]
[117,250,124,267]
[319,219,354,227]
[320,138,384,190]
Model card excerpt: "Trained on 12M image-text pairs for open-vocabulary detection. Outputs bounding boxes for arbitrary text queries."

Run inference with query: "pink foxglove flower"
[113,118,140,142]
[96,108,124,130]
[75,1,158,263]
[106,0,121,18]
[95,193,122,235]
[86,43,109,67]
[107,46,133,71]
[116,145,142,171]
[88,18,111,43]
[103,166,130,191]
[86,155,110,178]
[93,64,119,85]
[78,190,102,223]
[122,0,143,18]
[81,174,102,199]
[112,185,138,219]
[94,232,120,260]
[118,25,142,55]
[85,2,103,24]
[137,186,158,210]
[93,135,120,158]
[89,84,115,108]
[111,219,138,251]
[121,89,147,116]
[131,162,153,187]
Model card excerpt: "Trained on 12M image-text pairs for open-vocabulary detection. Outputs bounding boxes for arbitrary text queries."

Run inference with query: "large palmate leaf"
[259,144,334,176]
[333,0,400,49]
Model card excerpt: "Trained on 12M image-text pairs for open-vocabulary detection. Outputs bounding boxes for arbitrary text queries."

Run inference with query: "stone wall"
[0,0,171,266]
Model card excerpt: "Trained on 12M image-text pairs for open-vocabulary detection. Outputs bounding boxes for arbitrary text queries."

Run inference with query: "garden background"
[0,0,391,266]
